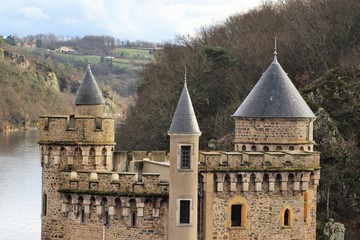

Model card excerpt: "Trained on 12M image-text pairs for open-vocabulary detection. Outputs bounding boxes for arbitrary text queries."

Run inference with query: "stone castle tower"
[39,47,320,240]
[168,79,201,239]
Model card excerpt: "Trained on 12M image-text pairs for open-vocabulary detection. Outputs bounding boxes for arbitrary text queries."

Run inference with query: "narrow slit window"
[231,204,242,227]
[179,200,191,224]
[42,193,47,216]
[80,208,85,224]
[180,146,191,169]
[104,210,109,225]
[131,211,137,227]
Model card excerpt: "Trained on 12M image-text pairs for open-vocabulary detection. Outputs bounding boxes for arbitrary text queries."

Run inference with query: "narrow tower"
[168,77,201,240]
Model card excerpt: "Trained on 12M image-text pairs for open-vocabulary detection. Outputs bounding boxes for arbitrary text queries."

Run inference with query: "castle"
[39,47,320,240]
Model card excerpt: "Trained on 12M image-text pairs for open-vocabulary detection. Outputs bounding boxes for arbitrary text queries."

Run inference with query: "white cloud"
[18,6,50,21]
[1,0,273,42]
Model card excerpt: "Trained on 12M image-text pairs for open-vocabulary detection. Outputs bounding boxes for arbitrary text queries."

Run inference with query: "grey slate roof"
[168,83,201,135]
[74,64,105,105]
[233,55,315,118]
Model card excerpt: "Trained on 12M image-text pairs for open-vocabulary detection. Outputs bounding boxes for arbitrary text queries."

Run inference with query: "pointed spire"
[233,43,315,119]
[169,80,201,135]
[273,36,278,62]
[184,66,187,86]
[74,64,105,105]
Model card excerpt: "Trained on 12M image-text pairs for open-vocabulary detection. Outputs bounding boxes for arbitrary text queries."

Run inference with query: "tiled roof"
[74,64,105,105]
[233,54,315,118]
[169,83,201,135]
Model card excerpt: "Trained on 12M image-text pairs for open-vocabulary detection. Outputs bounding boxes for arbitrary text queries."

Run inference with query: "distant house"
[57,46,75,53]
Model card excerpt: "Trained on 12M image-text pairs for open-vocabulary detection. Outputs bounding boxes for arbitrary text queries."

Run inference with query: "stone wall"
[201,170,318,240]
[234,118,314,151]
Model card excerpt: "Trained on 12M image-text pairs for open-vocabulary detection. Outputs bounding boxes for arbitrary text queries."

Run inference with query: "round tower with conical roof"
[232,48,315,152]
[39,65,115,240]
[168,79,201,240]
[74,64,105,116]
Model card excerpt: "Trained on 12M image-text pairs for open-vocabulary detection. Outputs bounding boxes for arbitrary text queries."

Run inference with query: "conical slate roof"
[74,64,105,105]
[233,54,315,118]
[169,82,201,135]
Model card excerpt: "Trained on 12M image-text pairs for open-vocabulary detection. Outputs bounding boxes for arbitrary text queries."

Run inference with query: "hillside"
[0,44,151,130]
[119,0,360,238]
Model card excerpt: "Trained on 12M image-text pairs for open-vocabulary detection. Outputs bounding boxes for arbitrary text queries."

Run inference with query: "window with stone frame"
[281,207,294,227]
[180,145,191,169]
[231,204,242,227]
[284,209,290,226]
[226,196,249,229]
[179,199,191,224]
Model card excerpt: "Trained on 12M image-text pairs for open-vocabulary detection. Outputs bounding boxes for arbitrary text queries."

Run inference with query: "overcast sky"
[0,0,273,42]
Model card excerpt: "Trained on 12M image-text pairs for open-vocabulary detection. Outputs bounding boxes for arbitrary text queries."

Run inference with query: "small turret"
[74,64,105,116]
[168,76,201,240]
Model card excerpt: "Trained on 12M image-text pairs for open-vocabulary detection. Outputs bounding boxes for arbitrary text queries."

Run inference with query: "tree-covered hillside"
[119,0,360,238]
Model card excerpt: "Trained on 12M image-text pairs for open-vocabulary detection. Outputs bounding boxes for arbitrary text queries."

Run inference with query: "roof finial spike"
[184,66,187,86]
[274,36,277,56]
[273,36,278,62]
[87,61,91,68]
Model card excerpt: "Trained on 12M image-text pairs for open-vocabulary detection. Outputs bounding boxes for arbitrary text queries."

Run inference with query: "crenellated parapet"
[199,150,320,170]
[58,171,169,196]
[39,115,115,145]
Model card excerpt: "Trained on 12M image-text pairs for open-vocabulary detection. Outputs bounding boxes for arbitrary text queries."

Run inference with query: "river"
[0,130,41,240]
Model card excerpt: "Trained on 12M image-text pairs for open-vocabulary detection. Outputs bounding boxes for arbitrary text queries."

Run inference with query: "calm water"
[0,130,41,240]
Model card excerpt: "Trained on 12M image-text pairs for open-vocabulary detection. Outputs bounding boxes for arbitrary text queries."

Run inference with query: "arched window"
[74,147,83,166]
[100,147,107,167]
[262,174,269,192]
[60,147,68,166]
[263,146,269,152]
[284,209,290,226]
[89,148,96,166]
[281,207,294,227]
[289,146,295,150]
[251,145,257,151]
[276,146,283,151]
[275,173,282,191]
[242,145,246,151]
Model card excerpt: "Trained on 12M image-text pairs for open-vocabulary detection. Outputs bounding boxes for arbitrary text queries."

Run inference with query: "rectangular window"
[95,118,102,130]
[44,118,49,130]
[42,193,47,216]
[179,200,191,224]
[180,146,191,169]
[231,205,242,226]
[67,115,75,129]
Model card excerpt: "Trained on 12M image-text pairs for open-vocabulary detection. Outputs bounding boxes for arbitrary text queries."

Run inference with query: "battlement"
[59,170,169,196]
[39,115,115,145]
[199,150,320,170]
